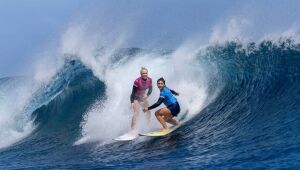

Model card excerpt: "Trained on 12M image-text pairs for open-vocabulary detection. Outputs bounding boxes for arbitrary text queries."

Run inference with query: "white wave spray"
[0,78,36,149]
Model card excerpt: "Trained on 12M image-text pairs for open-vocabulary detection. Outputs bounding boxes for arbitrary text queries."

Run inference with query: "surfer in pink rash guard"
[130,67,153,130]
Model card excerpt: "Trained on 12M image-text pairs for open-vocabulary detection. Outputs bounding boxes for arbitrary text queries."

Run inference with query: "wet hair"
[157,77,166,84]
[140,67,148,74]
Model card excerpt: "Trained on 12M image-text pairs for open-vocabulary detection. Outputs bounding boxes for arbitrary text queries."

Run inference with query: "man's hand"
[143,107,148,112]
[143,95,148,100]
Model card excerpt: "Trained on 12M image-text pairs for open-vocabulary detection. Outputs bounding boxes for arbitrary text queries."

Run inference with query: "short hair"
[140,67,148,74]
[157,77,165,84]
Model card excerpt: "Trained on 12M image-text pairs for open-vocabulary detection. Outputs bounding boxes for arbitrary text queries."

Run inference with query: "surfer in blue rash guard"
[143,77,180,130]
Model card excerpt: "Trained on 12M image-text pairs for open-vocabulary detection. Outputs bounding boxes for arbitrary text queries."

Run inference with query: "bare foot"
[159,128,170,132]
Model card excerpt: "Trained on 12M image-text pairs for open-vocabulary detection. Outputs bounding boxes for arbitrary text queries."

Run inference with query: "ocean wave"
[1,39,300,168]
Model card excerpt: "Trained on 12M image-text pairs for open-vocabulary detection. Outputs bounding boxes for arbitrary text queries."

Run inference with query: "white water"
[0,78,36,149]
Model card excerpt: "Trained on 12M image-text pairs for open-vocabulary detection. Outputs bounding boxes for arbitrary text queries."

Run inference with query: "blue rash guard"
[160,87,177,106]
[148,86,180,117]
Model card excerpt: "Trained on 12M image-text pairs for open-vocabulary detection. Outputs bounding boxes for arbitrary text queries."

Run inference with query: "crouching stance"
[143,77,180,130]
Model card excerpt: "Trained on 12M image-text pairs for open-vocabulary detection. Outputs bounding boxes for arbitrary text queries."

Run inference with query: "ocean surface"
[0,40,300,169]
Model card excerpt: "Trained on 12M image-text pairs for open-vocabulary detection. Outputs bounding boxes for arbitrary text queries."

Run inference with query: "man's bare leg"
[155,108,175,129]
[163,116,180,126]
[131,100,140,130]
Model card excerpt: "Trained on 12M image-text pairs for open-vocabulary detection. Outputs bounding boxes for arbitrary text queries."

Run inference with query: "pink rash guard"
[130,77,152,103]
[134,77,152,97]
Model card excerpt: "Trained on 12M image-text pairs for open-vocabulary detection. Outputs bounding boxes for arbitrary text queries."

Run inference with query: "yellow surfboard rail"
[139,125,180,137]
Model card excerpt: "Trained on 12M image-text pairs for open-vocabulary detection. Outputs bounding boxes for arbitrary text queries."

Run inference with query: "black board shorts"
[133,96,143,102]
[167,102,180,117]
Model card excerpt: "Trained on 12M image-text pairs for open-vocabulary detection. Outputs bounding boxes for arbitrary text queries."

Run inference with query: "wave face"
[0,40,300,169]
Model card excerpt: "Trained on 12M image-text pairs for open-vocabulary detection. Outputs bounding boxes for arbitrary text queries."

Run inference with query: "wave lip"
[30,59,106,138]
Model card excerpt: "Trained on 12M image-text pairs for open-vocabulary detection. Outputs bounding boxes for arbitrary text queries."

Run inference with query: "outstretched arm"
[148,97,164,110]
[170,89,179,96]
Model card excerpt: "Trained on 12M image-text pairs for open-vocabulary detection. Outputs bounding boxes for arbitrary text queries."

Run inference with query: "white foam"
[209,17,251,44]
[0,78,36,149]
[261,26,300,43]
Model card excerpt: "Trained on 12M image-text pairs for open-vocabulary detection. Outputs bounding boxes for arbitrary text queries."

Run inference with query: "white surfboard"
[113,130,138,141]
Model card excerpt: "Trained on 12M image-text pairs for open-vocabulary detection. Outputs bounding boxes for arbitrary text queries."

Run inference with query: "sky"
[0,0,300,77]
[0,0,90,76]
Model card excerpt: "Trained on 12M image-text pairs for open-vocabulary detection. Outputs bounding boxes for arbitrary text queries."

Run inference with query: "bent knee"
[155,110,161,116]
